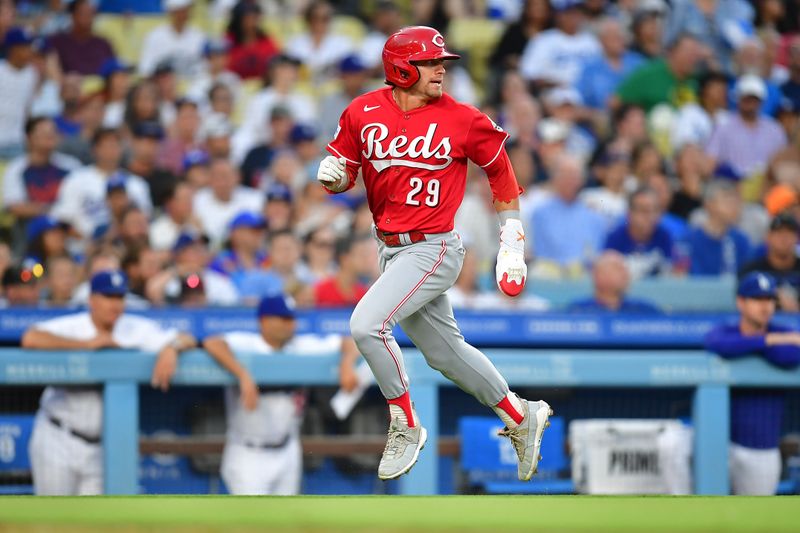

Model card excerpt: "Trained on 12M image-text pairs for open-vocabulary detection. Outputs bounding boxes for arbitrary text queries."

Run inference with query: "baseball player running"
[23,270,196,495]
[317,26,551,481]
[203,293,360,495]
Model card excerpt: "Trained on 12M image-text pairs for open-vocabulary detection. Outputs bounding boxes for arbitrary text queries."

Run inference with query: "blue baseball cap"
[737,272,777,299]
[265,182,293,203]
[100,58,134,79]
[229,212,267,231]
[339,54,367,74]
[203,39,230,57]
[182,149,210,172]
[257,294,295,318]
[172,231,208,253]
[106,173,127,194]
[713,163,744,182]
[131,120,164,140]
[550,0,583,12]
[290,123,317,144]
[90,270,128,296]
[3,27,34,49]
[26,215,66,241]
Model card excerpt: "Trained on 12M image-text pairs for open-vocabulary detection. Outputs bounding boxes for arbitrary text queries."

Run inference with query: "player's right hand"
[239,374,259,410]
[317,155,348,192]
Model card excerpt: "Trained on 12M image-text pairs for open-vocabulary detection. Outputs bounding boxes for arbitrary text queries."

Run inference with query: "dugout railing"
[2,348,799,495]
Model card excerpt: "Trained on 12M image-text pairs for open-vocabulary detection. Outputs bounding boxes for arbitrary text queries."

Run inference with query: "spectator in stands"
[542,87,595,163]
[42,256,79,306]
[646,172,689,245]
[705,75,787,187]
[182,149,211,189]
[359,0,403,73]
[629,141,664,185]
[740,212,800,312]
[125,121,176,208]
[2,117,80,222]
[201,112,234,160]
[240,105,293,188]
[100,59,134,129]
[704,272,800,495]
[225,1,279,80]
[567,250,660,313]
[193,158,263,248]
[52,73,84,139]
[233,54,315,163]
[519,0,600,89]
[262,182,293,233]
[669,143,707,220]
[671,72,732,149]
[0,28,38,159]
[604,186,675,279]
[122,245,163,300]
[23,215,69,266]
[139,0,205,78]
[629,2,665,60]
[687,180,751,276]
[149,182,201,252]
[781,37,800,111]
[207,82,236,121]
[209,211,270,290]
[51,129,152,242]
[731,38,782,117]
[299,225,337,285]
[203,293,360,495]
[151,61,179,127]
[664,0,753,76]
[257,230,312,303]
[607,104,648,153]
[24,270,196,495]
[532,117,568,183]
[575,17,643,113]
[157,99,201,176]
[489,0,552,75]
[147,232,239,306]
[187,41,241,112]
[92,175,133,245]
[113,206,150,254]
[579,147,629,230]
[616,33,702,112]
[319,55,371,140]
[291,123,323,183]
[123,80,161,136]
[47,0,114,75]
[312,233,371,308]
[529,156,606,278]
[0,264,41,306]
[285,1,354,84]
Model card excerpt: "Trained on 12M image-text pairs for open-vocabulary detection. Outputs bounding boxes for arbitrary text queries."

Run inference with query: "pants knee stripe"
[379,240,447,390]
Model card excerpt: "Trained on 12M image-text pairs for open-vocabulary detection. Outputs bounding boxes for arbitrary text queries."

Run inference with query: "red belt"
[376,230,427,247]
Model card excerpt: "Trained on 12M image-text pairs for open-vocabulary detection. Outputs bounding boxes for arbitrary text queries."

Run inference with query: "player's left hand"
[151,348,178,391]
[496,218,527,297]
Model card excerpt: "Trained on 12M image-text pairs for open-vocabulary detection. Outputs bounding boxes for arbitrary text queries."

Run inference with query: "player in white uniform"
[23,270,196,495]
[203,294,360,495]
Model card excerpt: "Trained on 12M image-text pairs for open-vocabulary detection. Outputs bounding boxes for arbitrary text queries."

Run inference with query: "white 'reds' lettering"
[360,123,453,171]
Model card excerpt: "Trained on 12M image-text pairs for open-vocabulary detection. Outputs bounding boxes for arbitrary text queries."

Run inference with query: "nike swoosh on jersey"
[363,104,381,112]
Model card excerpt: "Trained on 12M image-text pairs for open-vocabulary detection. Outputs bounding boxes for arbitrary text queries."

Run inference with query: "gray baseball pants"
[350,230,510,406]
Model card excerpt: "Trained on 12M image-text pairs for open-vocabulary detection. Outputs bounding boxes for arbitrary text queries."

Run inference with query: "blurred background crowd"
[1,0,800,312]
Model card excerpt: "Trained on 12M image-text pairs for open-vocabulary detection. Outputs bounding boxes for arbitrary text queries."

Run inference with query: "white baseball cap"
[735,74,767,100]
[544,87,583,108]
[164,0,192,11]
[537,118,570,143]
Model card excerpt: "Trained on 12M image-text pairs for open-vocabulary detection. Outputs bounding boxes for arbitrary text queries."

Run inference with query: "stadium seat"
[446,18,504,90]
[459,416,574,495]
[95,14,169,65]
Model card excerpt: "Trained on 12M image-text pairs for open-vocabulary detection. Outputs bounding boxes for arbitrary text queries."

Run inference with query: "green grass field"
[0,496,799,533]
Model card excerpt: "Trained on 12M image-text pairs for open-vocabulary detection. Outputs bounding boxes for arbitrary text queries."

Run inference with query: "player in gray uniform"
[317,26,552,481]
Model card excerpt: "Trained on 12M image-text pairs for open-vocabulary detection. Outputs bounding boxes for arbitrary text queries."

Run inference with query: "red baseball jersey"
[327,87,510,234]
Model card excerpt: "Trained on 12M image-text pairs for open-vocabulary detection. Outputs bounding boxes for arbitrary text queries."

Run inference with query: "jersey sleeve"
[326,105,362,167]
[222,331,266,353]
[287,334,342,356]
[32,313,90,337]
[124,317,179,352]
[465,110,521,203]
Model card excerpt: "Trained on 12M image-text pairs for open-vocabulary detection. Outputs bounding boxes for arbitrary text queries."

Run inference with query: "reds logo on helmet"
[382,26,460,88]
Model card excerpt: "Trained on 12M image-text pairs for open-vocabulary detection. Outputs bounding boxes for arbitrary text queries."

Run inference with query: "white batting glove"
[496,218,527,297]
[317,155,348,192]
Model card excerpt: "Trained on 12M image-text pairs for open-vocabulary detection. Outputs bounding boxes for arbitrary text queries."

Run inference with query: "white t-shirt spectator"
[192,186,264,247]
[221,331,341,444]
[578,187,628,232]
[3,152,81,207]
[138,23,205,77]
[284,32,354,81]
[519,28,601,87]
[50,166,152,239]
[33,312,178,437]
[0,60,38,150]
[359,31,389,69]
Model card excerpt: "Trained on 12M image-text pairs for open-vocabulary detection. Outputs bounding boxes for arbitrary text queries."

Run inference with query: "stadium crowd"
[0,0,800,312]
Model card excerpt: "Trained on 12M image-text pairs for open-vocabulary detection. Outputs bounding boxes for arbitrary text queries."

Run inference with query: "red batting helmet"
[382,26,460,88]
